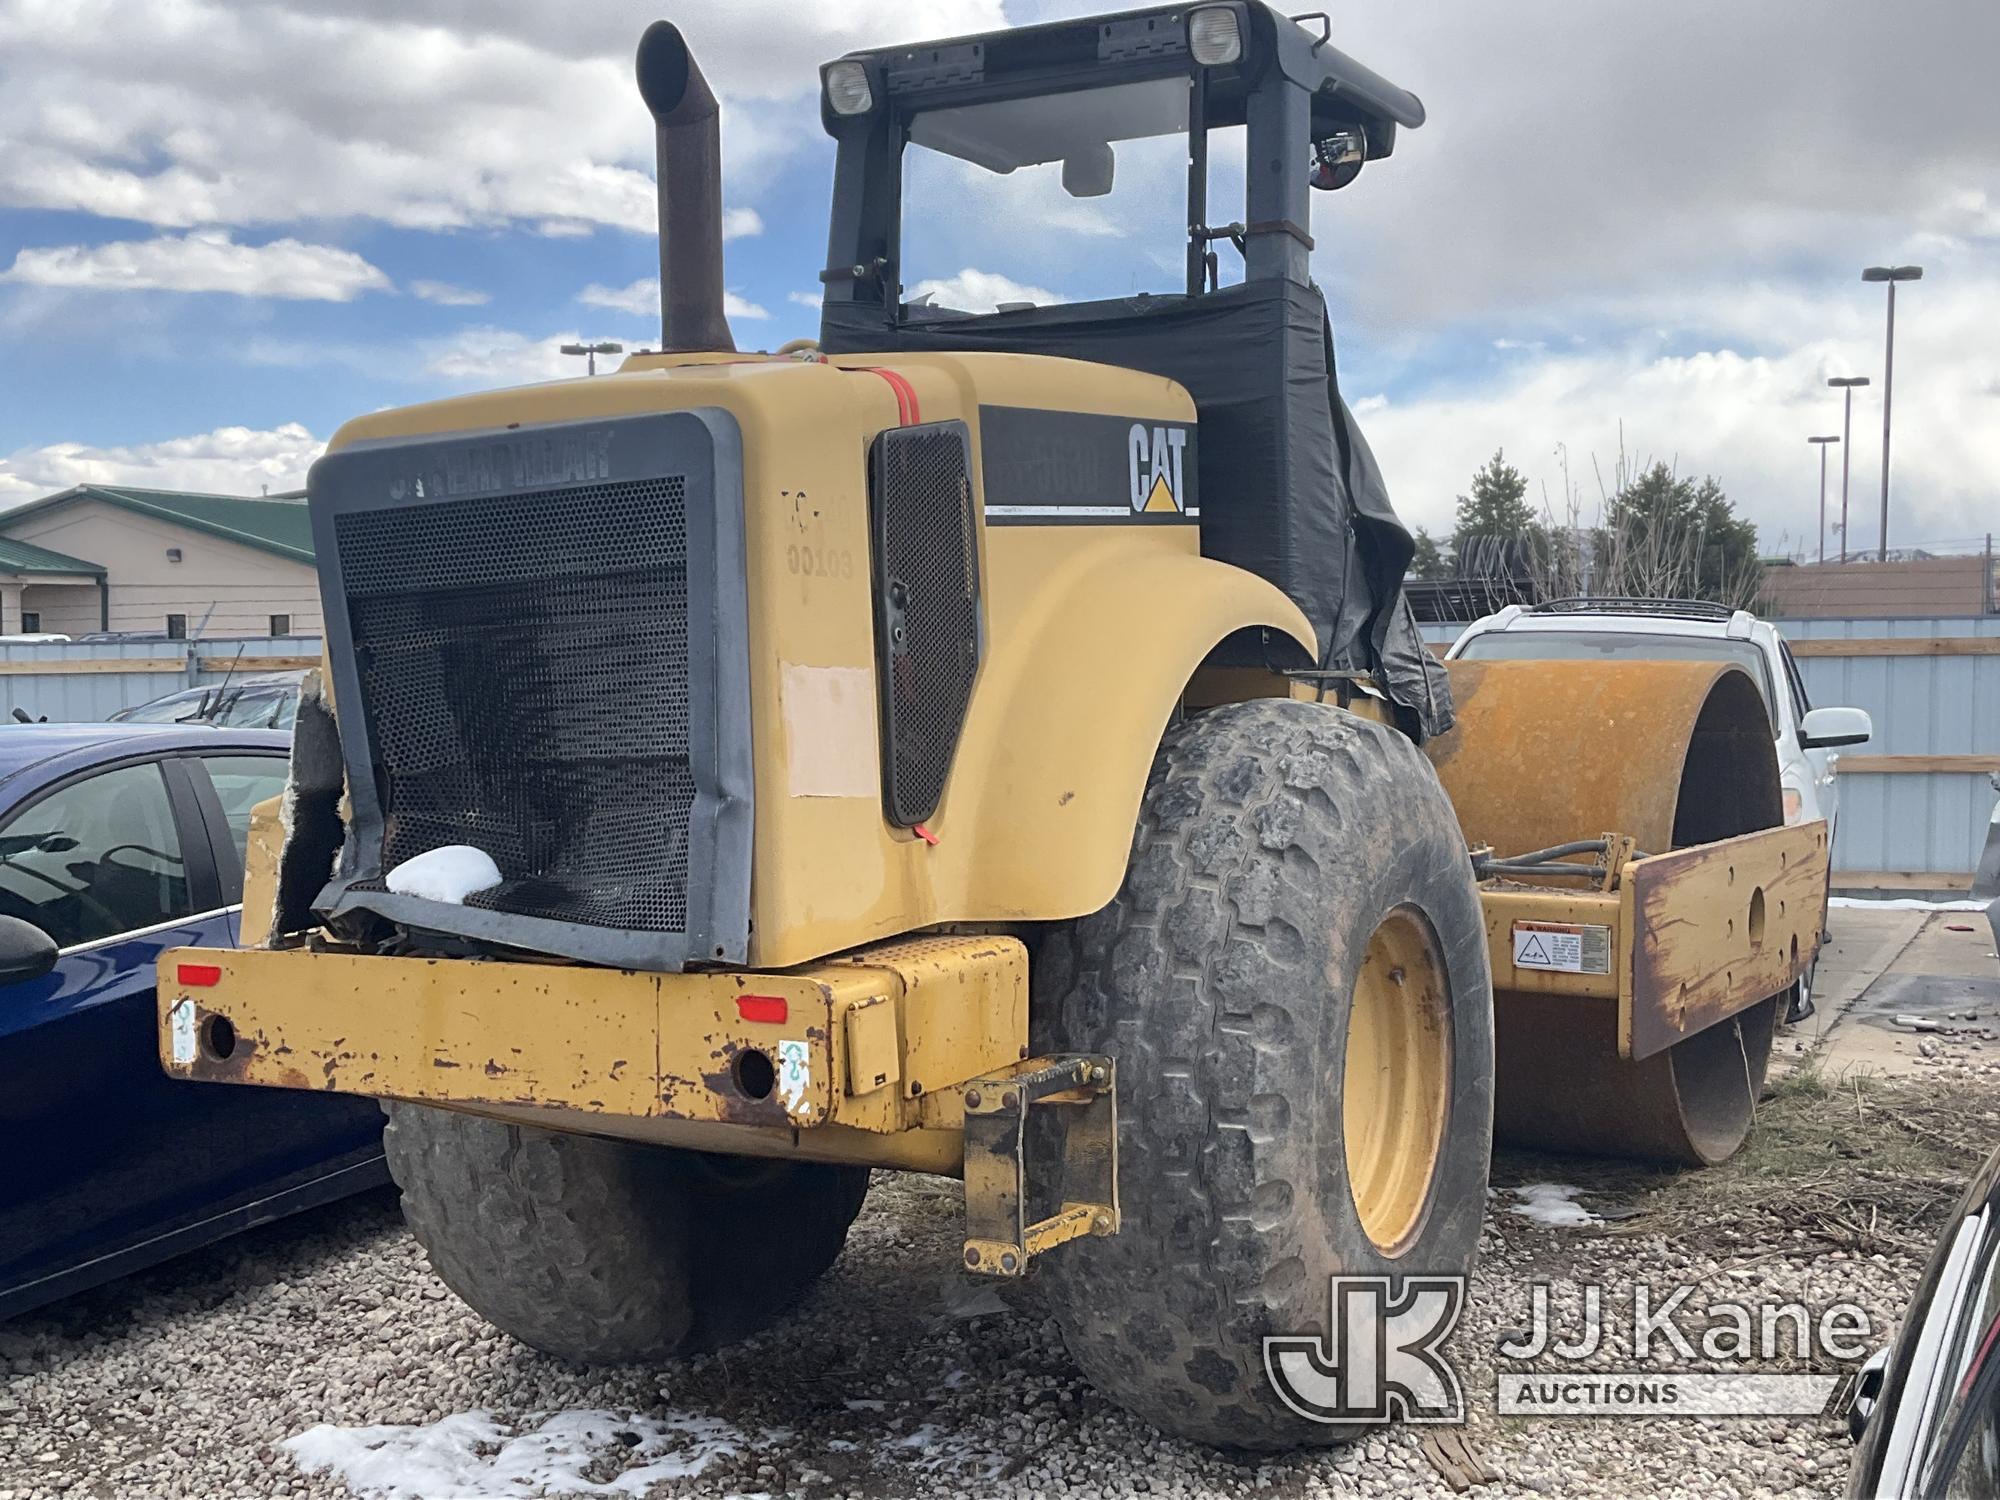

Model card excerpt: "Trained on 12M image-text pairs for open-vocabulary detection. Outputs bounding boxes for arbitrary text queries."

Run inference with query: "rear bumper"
[159,934,1027,1175]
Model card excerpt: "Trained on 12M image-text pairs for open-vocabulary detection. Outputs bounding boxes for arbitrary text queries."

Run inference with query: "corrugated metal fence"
[1419,615,1999,886]
[0,638,321,723]
[1780,617,1999,886]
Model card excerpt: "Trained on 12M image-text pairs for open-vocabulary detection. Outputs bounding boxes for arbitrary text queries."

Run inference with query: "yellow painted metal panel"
[1477,887,1621,1000]
[311,351,1315,969]
[162,949,670,1113]
[843,994,901,1098]
[236,793,284,949]
[1621,821,1827,1060]
[159,934,1028,1151]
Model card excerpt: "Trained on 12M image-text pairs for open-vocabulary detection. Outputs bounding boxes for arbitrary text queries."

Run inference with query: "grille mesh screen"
[873,424,980,826]
[335,476,695,932]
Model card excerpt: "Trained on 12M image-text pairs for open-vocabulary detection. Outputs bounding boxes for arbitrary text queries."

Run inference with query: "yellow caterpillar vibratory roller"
[159,3,1824,1449]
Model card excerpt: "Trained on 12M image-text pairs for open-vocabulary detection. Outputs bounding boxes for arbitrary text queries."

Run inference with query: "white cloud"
[0,0,998,236]
[909,268,1062,313]
[577,280,768,321]
[409,278,489,306]
[1306,0,2000,334]
[0,423,324,503]
[0,231,390,301]
[1359,271,2000,555]
[576,280,656,318]
[787,290,821,309]
[420,328,610,386]
[722,208,764,240]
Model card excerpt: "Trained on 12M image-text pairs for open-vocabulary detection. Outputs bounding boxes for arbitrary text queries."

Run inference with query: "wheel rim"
[1343,905,1452,1256]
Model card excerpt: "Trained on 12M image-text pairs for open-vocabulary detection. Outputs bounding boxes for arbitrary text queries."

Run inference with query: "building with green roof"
[0,485,319,638]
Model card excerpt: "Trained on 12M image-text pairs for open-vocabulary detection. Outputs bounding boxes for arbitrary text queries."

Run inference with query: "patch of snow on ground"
[283,1408,749,1498]
[939,1282,1010,1320]
[384,844,502,904]
[1507,1183,1603,1227]
[1830,896,1990,912]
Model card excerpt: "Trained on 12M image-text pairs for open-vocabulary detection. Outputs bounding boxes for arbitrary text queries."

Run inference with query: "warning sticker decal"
[1511,921,1612,975]
[169,997,197,1065]
[775,1038,813,1120]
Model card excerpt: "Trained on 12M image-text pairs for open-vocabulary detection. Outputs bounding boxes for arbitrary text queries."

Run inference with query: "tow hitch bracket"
[961,1054,1119,1276]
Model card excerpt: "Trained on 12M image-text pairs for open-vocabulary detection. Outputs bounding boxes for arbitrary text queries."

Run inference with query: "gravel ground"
[0,1072,1985,1500]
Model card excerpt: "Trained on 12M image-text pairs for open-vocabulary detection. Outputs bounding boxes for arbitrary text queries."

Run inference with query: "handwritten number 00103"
[786,545,854,579]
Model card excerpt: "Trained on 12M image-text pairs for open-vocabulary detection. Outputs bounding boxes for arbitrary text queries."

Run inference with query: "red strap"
[852,365,921,426]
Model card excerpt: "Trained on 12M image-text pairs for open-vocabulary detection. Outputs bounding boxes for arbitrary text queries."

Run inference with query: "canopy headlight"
[825,60,874,116]
[1188,7,1242,66]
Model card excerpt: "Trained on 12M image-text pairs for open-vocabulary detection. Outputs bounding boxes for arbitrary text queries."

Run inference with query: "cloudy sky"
[1,0,1995,556]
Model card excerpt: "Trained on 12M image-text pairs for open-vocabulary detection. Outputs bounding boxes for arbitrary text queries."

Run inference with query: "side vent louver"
[868,421,981,827]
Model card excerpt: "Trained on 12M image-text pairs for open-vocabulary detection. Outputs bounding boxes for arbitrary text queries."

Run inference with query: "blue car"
[0,723,386,1318]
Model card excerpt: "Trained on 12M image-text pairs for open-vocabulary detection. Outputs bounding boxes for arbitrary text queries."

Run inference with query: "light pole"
[560,340,625,376]
[1860,265,1921,560]
[1808,436,1839,565]
[1827,375,1869,563]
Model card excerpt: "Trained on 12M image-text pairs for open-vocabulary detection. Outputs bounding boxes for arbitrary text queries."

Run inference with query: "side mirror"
[1847,1345,1889,1442]
[1310,128,1367,191]
[1061,143,1114,198]
[0,914,57,986]
[1801,705,1873,750]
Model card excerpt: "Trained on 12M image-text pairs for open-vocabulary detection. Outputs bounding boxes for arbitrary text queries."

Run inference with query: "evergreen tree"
[1452,450,1536,540]
[1408,527,1451,581]
[1602,463,1762,605]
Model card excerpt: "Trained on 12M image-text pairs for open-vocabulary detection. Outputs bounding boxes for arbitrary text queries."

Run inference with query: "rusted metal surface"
[1438,658,1792,1165]
[1492,991,1781,1167]
[456,1101,967,1175]
[158,934,1027,1147]
[1623,821,1827,1061]
[1427,659,1780,860]
[961,1055,1119,1277]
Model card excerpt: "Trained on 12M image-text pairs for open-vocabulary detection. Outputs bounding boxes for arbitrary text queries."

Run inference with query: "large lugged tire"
[1035,698,1494,1449]
[383,1105,868,1361]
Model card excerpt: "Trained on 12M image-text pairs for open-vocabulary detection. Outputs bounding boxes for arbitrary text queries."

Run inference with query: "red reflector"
[737,995,788,1024]
[178,963,223,988]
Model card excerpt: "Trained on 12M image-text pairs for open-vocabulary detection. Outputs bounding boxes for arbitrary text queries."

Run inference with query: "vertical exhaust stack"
[635,21,735,353]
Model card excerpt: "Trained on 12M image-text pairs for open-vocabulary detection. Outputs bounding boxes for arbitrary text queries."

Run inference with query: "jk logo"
[1264,1276,1467,1424]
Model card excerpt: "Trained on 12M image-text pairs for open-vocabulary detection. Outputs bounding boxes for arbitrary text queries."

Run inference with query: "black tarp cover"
[821,277,1454,737]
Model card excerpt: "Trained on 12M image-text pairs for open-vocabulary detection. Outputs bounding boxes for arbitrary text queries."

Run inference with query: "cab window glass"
[0,763,191,948]
[900,77,1242,308]
[199,756,290,878]
[1942,1385,2000,1500]
[1780,642,1812,721]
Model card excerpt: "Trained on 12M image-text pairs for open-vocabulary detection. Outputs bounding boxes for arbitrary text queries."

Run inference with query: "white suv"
[1447,599,1874,1016]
